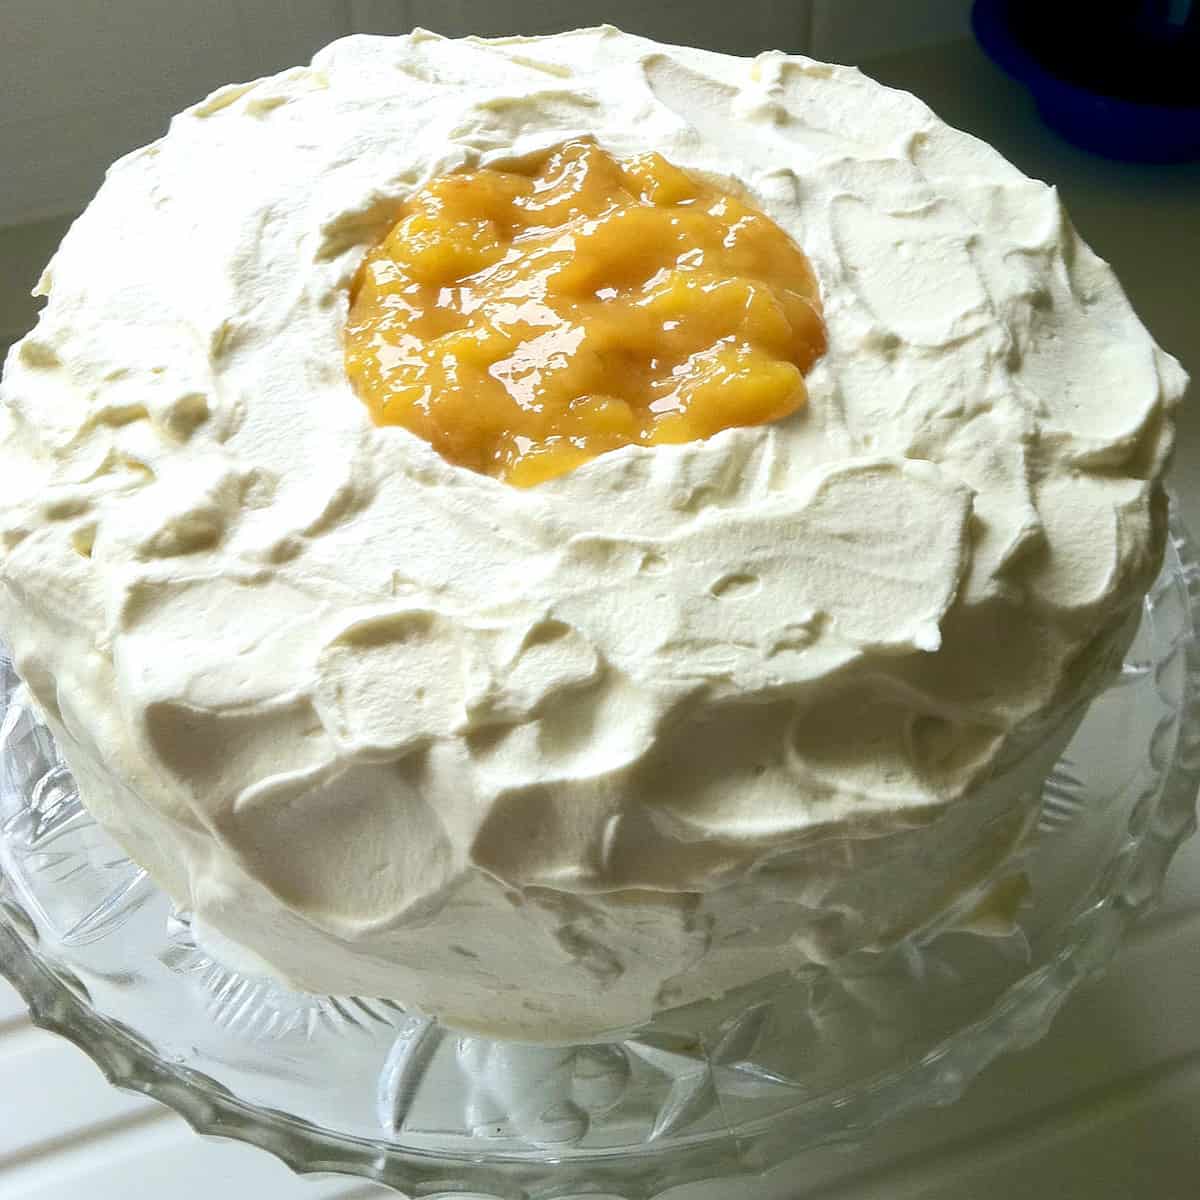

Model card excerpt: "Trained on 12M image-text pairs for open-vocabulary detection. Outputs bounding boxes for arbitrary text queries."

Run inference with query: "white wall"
[0,1,972,229]
[811,0,973,63]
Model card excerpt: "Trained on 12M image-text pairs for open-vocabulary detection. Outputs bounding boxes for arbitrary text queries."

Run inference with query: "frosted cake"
[0,27,1185,1039]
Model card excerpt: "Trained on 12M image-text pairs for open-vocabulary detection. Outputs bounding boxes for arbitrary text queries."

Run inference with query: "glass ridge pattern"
[1,510,1198,1199]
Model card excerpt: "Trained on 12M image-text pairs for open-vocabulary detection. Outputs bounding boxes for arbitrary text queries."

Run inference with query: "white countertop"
[1,34,1199,1200]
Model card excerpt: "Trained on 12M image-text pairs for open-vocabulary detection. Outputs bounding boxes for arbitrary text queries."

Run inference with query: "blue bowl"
[972,0,1200,162]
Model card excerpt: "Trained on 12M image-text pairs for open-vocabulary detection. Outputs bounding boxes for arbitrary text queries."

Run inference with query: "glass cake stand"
[2,510,1199,1200]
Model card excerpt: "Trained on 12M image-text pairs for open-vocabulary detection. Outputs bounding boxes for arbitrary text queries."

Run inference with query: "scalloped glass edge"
[1,506,1198,1200]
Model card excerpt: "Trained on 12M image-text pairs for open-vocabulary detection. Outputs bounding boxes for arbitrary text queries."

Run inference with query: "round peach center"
[344,139,825,487]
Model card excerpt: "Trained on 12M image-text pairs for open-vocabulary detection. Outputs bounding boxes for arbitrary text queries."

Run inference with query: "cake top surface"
[0,28,1185,1020]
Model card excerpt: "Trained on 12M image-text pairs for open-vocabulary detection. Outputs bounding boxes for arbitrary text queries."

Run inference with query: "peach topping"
[345,139,825,486]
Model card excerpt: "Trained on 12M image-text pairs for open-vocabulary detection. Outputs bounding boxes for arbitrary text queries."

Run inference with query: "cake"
[0,27,1185,1041]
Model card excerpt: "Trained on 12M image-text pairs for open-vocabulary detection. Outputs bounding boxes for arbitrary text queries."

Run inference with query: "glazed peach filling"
[344,139,825,487]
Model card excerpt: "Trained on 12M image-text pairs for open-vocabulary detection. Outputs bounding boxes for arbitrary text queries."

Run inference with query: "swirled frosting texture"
[0,28,1185,1038]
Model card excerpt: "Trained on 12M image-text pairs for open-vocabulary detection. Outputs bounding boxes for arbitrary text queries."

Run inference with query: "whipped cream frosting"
[0,27,1185,1039]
